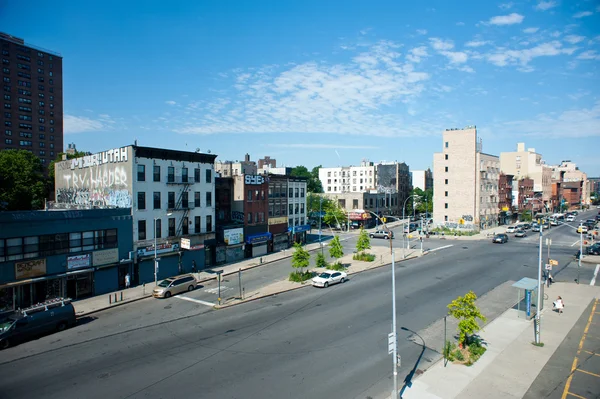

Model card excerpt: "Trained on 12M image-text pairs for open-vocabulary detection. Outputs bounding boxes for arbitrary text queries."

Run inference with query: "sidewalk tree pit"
[353,228,375,262]
[445,291,487,366]
[289,243,314,282]
[328,235,345,270]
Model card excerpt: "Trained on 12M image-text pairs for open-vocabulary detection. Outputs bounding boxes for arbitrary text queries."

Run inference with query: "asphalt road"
[0,235,582,399]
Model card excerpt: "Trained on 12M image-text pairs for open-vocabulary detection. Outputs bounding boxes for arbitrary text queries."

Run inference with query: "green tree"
[406,188,433,216]
[328,235,344,263]
[0,150,48,211]
[291,165,323,193]
[315,252,328,268]
[323,198,347,228]
[291,242,311,275]
[356,228,372,255]
[447,291,487,348]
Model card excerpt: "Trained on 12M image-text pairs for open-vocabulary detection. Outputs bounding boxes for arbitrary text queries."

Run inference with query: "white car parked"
[506,226,518,234]
[567,215,575,222]
[312,270,347,288]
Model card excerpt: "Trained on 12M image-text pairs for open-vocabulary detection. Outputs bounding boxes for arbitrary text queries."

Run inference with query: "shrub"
[468,343,486,358]
[315,252,328,268]
[444,341,456,361]
[453,349,465,361]
[352,253,375,262]
[288,271,313,282]
[329,262,346,271]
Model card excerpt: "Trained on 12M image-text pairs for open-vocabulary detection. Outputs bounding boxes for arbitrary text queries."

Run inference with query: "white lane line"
[591,265,600,286]
[175,296,215,307]
[571,240,581,247]
[429,245,454,252]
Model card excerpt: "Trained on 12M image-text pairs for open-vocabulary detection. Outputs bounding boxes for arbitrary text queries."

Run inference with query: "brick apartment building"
[498,173,514,225]
[1,32,63,168]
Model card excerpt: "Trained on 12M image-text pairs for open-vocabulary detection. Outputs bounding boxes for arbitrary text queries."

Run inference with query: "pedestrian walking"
[192,260,197,274]
[125,272,131,289]
[553,296,564,314]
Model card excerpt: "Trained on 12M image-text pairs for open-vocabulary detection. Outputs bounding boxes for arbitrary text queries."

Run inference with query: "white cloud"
[171,40,440,138]
[416,29,428,35]
[64,115,106,134]
[502,101,600,138]
[406,46,429,63]
[564,35,585,44]
[441,51,468,64]
[535,1,558,11]
[165,100,177,105]
[429,38,454,51]
[523,27,539,34]
[573,11,593,18]
[499,2,514,10]
[465,40,490,47]
[267,143,380,149]
[577,50,600,60]
[486,41,577,67]
[456,21,465,26]
[488,13,525,25]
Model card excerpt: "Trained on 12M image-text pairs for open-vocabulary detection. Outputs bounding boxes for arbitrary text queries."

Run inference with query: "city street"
[0,233,583,399]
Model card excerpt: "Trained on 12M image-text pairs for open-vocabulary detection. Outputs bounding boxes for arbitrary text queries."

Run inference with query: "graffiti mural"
[54,147,133,208]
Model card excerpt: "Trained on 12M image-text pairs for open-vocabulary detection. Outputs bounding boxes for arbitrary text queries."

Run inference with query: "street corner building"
[50,144,218,285]
[0,208,132,312]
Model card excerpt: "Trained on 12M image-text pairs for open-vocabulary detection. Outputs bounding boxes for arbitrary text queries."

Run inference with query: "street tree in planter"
[289,242,312,282]
[353,228,375,261]
[447,291,487,348]
[315,252,328,268]
[328,235,344,270]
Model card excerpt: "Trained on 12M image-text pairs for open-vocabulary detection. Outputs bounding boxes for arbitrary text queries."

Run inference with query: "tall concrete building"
[551,160,590,208]
[500,143,552,205]
[318,160,377,194]
[1,32,63,167]
[433,126,499,231]
[411,169,433,191]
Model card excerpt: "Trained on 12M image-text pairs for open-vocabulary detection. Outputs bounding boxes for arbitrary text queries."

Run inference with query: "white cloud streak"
[564,35,585,44]
[488,13,525,25]
[64,115,106,134]
[573,11,593,18]
[165,100,177,105]
[523,27,539,34]
[535,1,558,11]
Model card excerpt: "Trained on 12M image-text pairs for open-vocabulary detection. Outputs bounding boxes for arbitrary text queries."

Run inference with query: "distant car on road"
[550,219,559,226]
[587,244,600,256]
[312,270,347,288]
[403,223,418,234]
[532,225,541,232]
[577,225,589,234]
[518,223,531,230]
[493,234,509,244]
[542,222,550,230]
[506,226,518,234]
[370,230,394,239]
[153,274,197,298]
[515,230,527,238]
[566,215,576,222]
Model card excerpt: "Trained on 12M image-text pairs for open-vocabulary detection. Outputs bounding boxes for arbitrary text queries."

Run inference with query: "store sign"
[348,212,370,221]
[224,228,244,245]
[68,254,91,270]
[15,258,46,279]
[188,244,205,251]
[268,216,287,225]
[136,243,180,257]
[289,224,311,233]
[245,175,265,185]
[246,232,271,244]
[181,238,191,250]
[92,248,119,267]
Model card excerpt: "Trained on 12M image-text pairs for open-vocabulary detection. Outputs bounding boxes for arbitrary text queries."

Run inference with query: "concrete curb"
[76,293,153,318]
[214,253,421,309]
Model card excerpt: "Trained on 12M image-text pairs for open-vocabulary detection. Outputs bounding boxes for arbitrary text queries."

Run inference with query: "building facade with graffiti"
[53,145,217,282]
[0,209,133,313]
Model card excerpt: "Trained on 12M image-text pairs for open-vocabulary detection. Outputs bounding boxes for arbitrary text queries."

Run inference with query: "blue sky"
[1,0,599,175]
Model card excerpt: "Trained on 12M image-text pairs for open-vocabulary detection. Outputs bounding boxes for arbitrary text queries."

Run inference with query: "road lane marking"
[205,286,233,294]
[566,392,586,399]
[176,296,214,307]
[591,265,600,286]
[584,350,600,357]
[571,240,580,247]
[562,299,598,399]
[576,368,600,378]
[429,245,454,252]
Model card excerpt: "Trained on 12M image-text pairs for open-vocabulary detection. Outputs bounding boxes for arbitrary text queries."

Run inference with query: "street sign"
[388,332,396,354]
[545,264,552,271]
[546,238,552,246]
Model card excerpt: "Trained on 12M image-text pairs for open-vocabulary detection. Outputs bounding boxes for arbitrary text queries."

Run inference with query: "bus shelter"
[512,277,544,320]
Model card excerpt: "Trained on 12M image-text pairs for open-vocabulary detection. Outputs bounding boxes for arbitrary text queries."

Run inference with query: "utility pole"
[390,251,398,398]
[319,196,323,255]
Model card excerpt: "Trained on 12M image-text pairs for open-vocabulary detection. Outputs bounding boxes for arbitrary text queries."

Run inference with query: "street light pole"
[528,197,544,344]
[319,196,323,255]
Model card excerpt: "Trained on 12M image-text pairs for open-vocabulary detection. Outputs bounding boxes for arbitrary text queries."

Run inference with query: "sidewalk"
[400,282,600,399]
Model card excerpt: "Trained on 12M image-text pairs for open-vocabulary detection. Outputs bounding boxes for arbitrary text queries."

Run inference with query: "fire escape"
[167,174,192,237]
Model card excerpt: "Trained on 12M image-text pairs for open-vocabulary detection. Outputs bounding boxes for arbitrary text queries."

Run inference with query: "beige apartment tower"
[433,126,499,230]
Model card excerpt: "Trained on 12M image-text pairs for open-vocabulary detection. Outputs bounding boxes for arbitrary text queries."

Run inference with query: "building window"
[295,188,299,197]
[445,179,448,185]
[301,203,305,214]
[194,216,201,234]
[182,167,188,183]
[301,188,305,197]
[445,167,448,172]
[182,192,189,208]
[194,192,200,207]
[168,192,175,209]
[445,203,448,209]
[289,188,293,197]
[155,219,162,239]
[445,154,448,160]
[194,168,200,183]
[138,220,146,241]
[137,192,146,210]
[289,204,293,214]
[137,164,146,181]
[166,166,175,183]
[445,215,448,221]
[182,217,189,235]
[445,191,448,197]
[259,212,264,223]
[247,190,252,201]
[445,142,449,148]
[206,215,212,232]
[247,213,252,223]
[205,169,212,183]
[168,218,176,237]
[153,165,160,182]
[153,192,161,209]
[206,191,212,207]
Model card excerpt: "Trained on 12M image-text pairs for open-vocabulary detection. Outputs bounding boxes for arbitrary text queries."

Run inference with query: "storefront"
[289,224,311,245]
[348,211,372,229]
[245,232,272,258]
[272,233,290,252]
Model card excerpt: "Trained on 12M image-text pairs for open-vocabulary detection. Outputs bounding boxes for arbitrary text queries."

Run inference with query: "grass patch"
[430,227,477,236]
[352,252,376,262]
[531,342,545,347]
[328,262,346,271]
[288,271,314,283]
[444,338,487,366]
